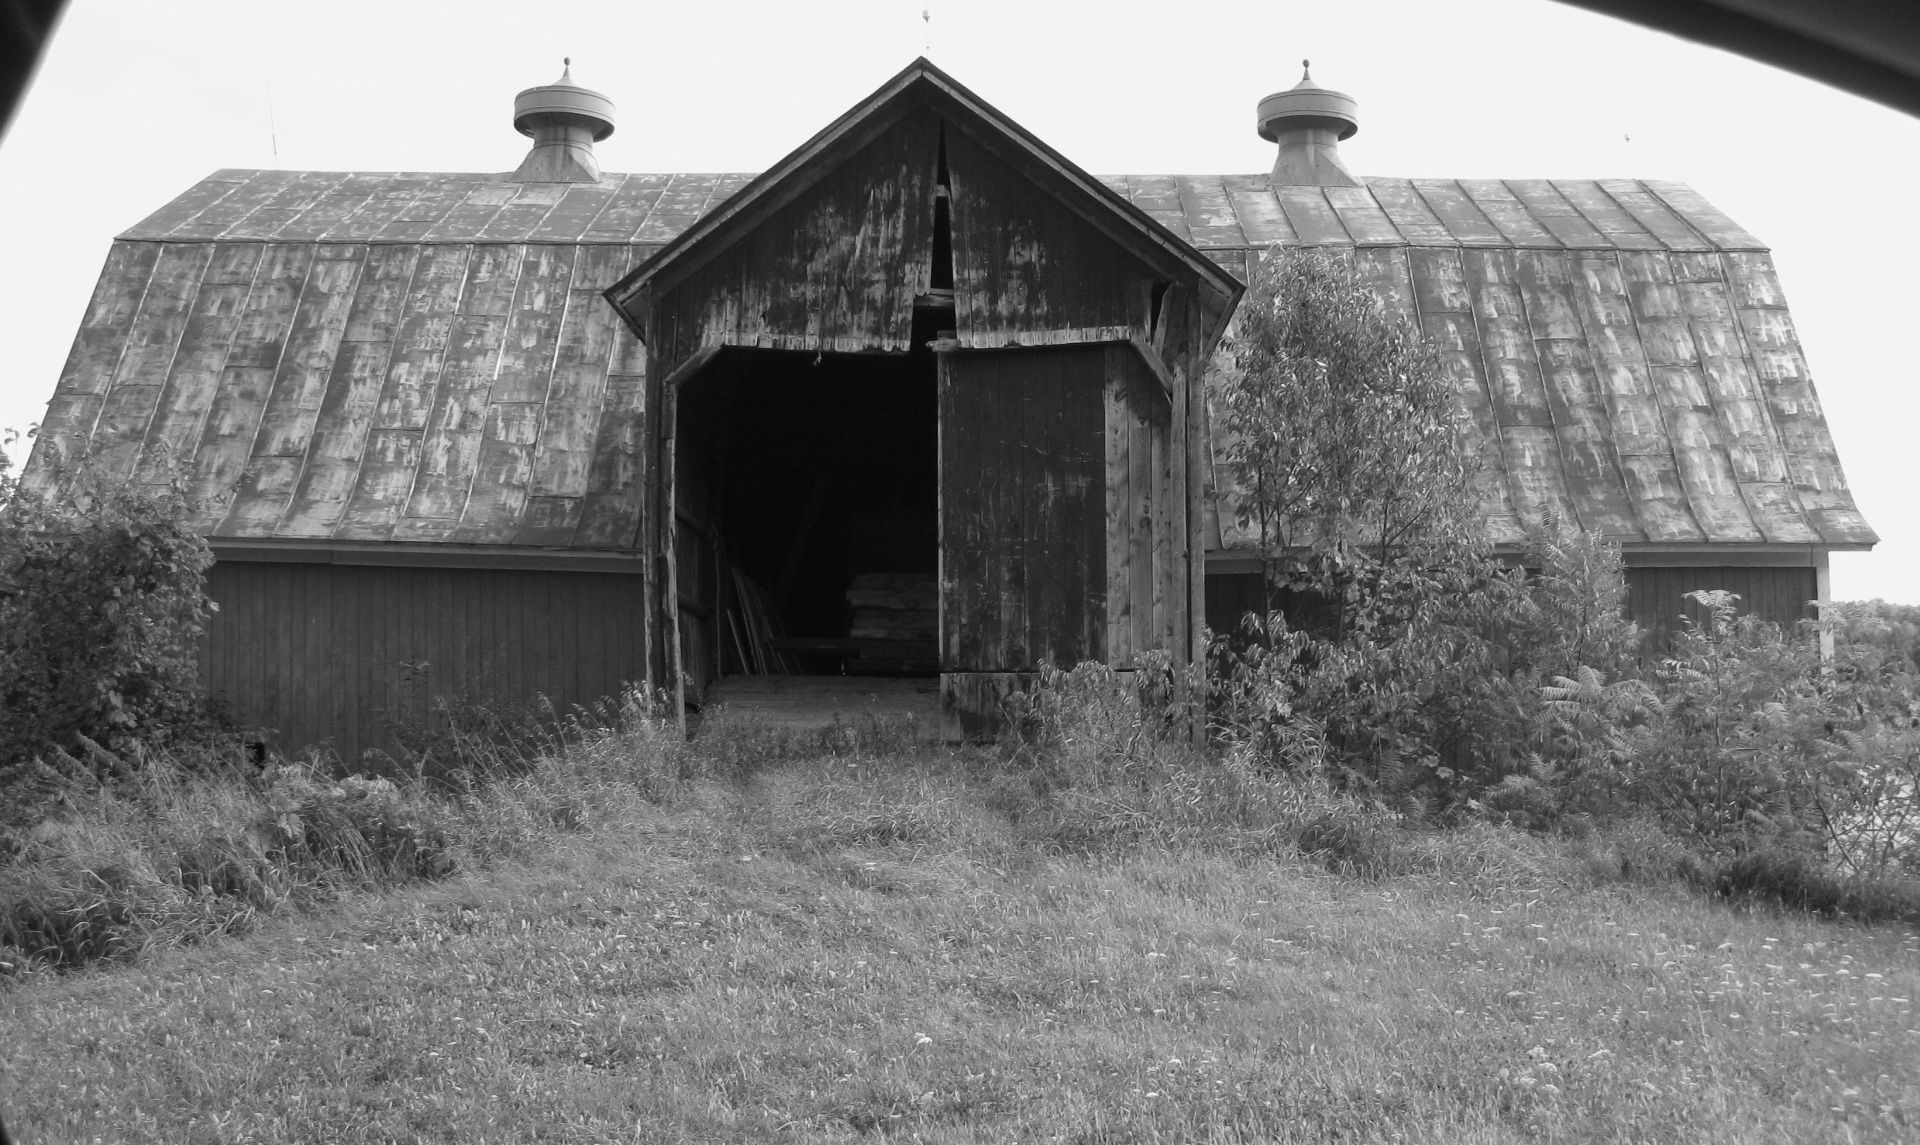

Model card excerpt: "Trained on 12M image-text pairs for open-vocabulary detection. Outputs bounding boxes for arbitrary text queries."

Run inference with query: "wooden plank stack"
[844,572,939,674]
[726,570,798,676]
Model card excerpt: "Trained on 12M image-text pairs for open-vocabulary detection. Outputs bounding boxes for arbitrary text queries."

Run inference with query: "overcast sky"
[4,0,1917,601]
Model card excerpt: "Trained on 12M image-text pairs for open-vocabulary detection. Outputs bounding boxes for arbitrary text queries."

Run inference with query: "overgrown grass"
[0,690,689,974]
[4,696,1920,1142]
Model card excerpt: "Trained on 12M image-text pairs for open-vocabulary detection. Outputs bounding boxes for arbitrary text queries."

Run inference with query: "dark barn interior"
[675,337,941,694]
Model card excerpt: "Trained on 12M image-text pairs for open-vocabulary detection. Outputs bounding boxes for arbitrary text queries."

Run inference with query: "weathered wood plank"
[1105,351,1135,667]
[1150,369,1173,656]
[947,121,1149,351]
[940,671,1034,743]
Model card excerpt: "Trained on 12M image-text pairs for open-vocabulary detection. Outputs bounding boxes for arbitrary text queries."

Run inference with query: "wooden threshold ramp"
[697,675,941,741]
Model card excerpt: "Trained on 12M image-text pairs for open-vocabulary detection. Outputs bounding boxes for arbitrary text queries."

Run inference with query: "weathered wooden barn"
[21,59,1875,759]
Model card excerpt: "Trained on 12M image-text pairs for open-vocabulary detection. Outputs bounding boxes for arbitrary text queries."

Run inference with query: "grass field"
[3,727,1918,1144]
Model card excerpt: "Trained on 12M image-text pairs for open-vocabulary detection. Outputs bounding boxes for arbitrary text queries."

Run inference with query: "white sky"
[3,0,1916,601]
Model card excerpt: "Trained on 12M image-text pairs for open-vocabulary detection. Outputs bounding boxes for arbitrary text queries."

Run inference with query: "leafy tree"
[1217,247,1478,618]
[0,437,221,773]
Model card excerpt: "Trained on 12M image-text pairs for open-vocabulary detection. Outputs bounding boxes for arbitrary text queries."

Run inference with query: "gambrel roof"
[23,69,1874,558]
[1123,177,1881,553]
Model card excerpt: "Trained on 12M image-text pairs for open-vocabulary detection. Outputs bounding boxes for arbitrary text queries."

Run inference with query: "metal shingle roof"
[21,167,1872,553]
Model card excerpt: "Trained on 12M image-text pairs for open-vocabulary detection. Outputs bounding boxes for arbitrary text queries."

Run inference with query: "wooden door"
[938,346,1107,676]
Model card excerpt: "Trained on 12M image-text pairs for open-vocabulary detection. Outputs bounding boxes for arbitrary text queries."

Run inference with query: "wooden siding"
[940,346,1107,672]
[945,125,1153,347]
[201,561,650,764]
[648,108,941,381]
[1208,566,1817,651]
[1103,344,1180,667]
[1626,565,1819,648]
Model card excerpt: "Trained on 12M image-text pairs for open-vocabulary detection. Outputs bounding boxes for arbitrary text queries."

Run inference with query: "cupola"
[1256,61,1359,188]
[511,59,615,182]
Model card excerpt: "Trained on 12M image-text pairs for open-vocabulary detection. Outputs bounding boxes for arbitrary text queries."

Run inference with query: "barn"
[20,59,1875,761]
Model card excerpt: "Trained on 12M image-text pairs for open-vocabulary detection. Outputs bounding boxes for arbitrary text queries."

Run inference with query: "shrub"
[1628,592,1846,850]
[1208,517,1648,824]
[0,444,222,775]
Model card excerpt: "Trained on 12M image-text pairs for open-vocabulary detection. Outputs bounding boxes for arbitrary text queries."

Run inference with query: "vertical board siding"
[940,346,1107,672]
[202,561,651,764]
[946,124,1150,346]
[653,108,939,378]
[1626,565,1818,649]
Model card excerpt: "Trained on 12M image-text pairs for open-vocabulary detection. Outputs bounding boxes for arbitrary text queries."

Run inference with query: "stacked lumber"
[844,572,939,674]
[725,570,798,675]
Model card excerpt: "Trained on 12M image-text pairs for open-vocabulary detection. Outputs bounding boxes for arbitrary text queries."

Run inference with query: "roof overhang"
[208,538,649,573]
[1203,541,1868,575]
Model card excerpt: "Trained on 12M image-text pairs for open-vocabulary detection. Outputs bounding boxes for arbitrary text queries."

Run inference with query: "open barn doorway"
[673,337,940,704]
